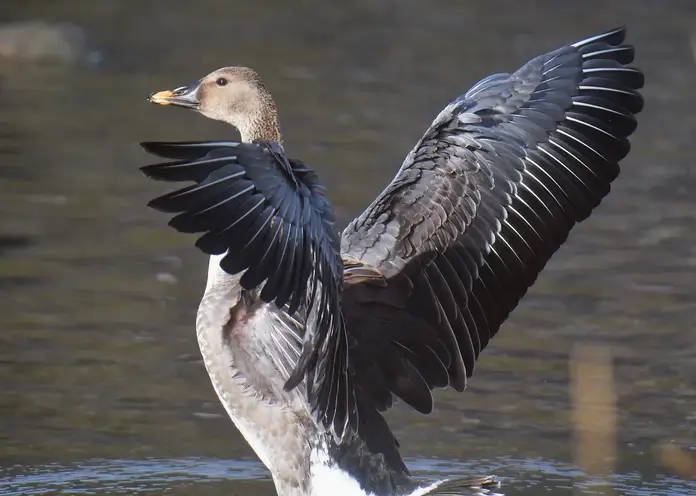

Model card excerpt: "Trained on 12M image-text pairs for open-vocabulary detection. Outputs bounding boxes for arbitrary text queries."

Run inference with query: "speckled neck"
[239,88,283,145]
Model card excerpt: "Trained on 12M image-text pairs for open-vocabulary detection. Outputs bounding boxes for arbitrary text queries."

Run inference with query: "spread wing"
[140,141,353,438]
[334,26,643,449]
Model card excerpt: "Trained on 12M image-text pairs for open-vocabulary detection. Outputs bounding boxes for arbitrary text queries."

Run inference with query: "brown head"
[148,66,282,144]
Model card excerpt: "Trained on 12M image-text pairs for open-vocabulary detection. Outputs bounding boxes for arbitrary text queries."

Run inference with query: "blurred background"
[1,1,695,494]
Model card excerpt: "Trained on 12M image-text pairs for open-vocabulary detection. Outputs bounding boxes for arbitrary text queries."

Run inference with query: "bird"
[140,26,644,496]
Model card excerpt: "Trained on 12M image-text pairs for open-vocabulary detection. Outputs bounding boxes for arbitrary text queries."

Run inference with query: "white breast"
[205,253,227,292]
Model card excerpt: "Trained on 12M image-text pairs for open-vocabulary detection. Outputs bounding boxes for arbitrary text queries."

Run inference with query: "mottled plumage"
[141,27,643,496]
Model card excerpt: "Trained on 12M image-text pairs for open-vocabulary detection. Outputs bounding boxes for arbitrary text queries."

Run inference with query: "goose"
[140,26,644,496]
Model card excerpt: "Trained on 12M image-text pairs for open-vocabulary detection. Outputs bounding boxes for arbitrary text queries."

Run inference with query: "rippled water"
[2,457,694,495]
[1,1,695,495]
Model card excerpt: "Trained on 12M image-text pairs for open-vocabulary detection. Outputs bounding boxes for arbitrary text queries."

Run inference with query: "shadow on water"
[1,0,696,494]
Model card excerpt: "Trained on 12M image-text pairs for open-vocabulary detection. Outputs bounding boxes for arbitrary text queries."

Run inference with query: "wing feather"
[335,27,643,458]
[141,140,351,437]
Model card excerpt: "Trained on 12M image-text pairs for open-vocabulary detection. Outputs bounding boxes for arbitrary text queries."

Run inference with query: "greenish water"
[1,1,695,494]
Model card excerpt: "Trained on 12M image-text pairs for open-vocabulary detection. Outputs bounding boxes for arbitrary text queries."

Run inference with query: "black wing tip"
[146,193,184,213]
[140,142,182,179]
[140,162,170,180]
[140,141,158,152]
[140,141,177,158]
[567,25,644,116]
[572,26,627,49]
[140,140,244,160]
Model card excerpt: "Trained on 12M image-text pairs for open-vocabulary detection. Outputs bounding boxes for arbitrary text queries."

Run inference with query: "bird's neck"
[238,92,283,145]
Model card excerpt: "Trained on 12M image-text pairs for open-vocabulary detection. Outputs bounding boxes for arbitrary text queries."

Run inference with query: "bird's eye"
[216,77,228,87]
